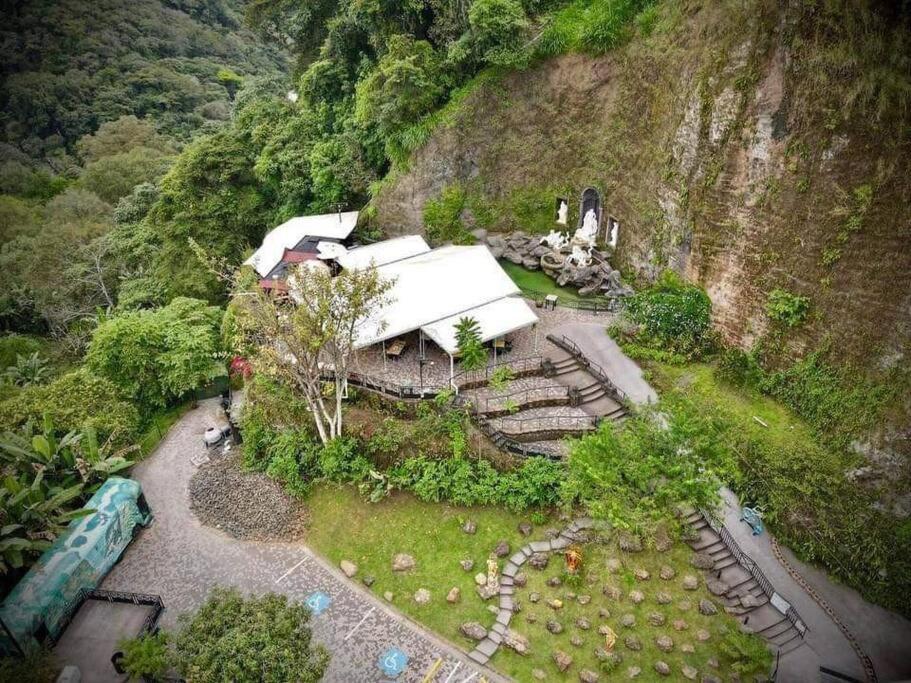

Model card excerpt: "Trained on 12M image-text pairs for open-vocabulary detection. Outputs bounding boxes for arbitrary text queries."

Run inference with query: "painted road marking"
[305,591,332,615]
[459,673,478,683]
[275,556,307,583]
[422,657,443,682]
[442,661,461,683]
[379,648,408,678]
[343,606,375,641]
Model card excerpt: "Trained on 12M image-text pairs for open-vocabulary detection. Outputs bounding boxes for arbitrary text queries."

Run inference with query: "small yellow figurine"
[565,545,583,573]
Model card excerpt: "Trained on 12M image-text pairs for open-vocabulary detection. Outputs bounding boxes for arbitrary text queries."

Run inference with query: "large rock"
[494,540,511,557]
[339,560,357,577]
[654,661,671,676]
[447,587,461,603]
[461,519,477,534]
[624,635,642,651]
[691,552,715,570]
[553,650,573,672]
[681,664,698,680]
[682,575,699,590]
[699,599,718,615]
[518,521,533,536]
[579,669,600,682]
[413,588,431,605]
[460,622,487,641]
[504,629,530,655]
[514,572,528,587]
[460,559,474,571]
[477,584,499,600]
[392,553,416,571]
[706,579,729,596]
[655,635,674,652]
[629,590,645,604]
[546,620,564,634]
[618,532,643,552]
[529,552,549,570]
[647,612,666,626]
[659,565,676,580]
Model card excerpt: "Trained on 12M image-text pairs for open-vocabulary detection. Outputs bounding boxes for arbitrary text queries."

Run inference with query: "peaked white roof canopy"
[420,297,539,355]
[336,235,430,271]
[245,211,359,276]
[352,244,537,351]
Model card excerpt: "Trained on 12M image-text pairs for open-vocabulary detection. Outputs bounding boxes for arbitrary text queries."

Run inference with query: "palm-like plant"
[4,352,50,387]
[0,416,137,573]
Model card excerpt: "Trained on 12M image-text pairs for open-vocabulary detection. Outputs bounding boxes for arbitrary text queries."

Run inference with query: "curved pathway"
[93,400,503,683]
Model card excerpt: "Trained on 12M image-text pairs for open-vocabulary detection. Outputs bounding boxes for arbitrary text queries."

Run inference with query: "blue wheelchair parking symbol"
[304,591,332,616]
[378,648,408,678]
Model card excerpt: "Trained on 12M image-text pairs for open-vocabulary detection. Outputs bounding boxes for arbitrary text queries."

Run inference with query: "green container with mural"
[0,476,152,654]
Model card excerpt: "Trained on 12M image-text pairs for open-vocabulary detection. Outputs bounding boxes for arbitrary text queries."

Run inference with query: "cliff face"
[372,0,911,378]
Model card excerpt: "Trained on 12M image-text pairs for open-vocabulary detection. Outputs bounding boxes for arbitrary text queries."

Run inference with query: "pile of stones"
[476,229,632,298]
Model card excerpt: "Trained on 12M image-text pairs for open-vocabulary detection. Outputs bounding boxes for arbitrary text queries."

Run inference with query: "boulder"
[681,643,695,653]
[682,664,698,680]
[570,634,584,647]
[699,599,718,616]
[529,592,541,603]
[696,628,711,642]
[548,598,563,610]
[602,584,622,600]
[654,661,671,676]
[618,532,643,552]
[672,619,689,631]
[579,669,599,682]
[599,608,611,618]
[659,565,676,580]
[340,560,357,577]
[656,591,672,605]
[706,579,729,596]
[446,587,461,603]
[553,650,573,672]
[629,590,645,604]
[494,540,511,557]
[678,600,692,611]
[682,575,699,590]
[522,257,540,270]
[577,594,591,605]
[647,612,666,627]
[653,525,674,552]
[620,614,636,628]
[634,568,650,581]
[514,572,528,587]
[518,521,533,536]
[362,575,375,587]
[461,519,477,534]
[547,576,562,587]
[547,620,564,634]
[575,617,591,630]
[460,559,474,571]
[504,629,530,655]
[475,572,487,586]
[529,552,549,570]
[624,635,642,651]
[691,552,715,570]
[477,584,499,600]
[383,591,394,602]
[606,558,622,573]
[460,622,488,641]
[627,666,642,678]
[471,228,488,242]
[489,244,505,259]
[741,593,764,608]
[655,635,674,652]
[392,553,416,572]
[504,249,524,265]
[413,588,431,605]
[532,670,546,681]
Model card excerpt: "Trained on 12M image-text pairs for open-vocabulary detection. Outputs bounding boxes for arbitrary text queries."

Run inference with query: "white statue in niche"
[540,230,568,252]
[608,217,619,248]
[573,208,599,247]
[556,199,568,225]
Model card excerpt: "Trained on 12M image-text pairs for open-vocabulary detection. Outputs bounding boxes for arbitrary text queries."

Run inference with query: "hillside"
[372,0,911,389]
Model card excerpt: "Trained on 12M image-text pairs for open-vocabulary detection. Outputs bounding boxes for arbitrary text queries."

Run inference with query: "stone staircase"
[682,509,808,655]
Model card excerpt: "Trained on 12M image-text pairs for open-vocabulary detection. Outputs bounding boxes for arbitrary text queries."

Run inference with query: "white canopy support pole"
[382,339,387,373]
[493,341,497,365]
[449,353,455,392]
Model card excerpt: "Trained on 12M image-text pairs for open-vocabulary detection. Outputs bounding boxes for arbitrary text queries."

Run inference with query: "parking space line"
[343,606,375,641]
[459,672,478,683]
[442,660,460,683]
[275,556,307,583]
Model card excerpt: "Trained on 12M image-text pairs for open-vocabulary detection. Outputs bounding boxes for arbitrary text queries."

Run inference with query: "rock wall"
[372,0,911,381]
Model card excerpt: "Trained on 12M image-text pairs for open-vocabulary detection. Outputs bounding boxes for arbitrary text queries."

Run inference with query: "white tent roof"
[420,297,539,355]
[354,244,530,349]
[245,211,359,276]
[336,235,430,270]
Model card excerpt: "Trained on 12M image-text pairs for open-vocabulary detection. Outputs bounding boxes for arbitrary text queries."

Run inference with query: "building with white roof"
[245,211,359,278]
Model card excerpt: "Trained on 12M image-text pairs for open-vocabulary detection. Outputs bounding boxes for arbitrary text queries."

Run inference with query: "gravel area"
[189,453,309,541]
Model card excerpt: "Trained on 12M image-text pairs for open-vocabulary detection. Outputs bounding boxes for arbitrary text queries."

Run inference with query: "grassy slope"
[304,485,766,681]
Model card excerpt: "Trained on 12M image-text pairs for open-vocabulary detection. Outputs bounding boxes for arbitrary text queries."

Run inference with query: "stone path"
[66,400,505,683]
[467,518,595,666]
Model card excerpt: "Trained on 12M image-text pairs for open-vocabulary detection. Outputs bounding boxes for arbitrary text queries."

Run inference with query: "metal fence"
[53,589,165,647]
[470,384,569,415]
[494,414,597,435]
[699,510,808,639]
[452,355,544,389]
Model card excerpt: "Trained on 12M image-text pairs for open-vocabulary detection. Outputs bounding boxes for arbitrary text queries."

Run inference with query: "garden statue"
[567,243,592,267]
[540,229,568,252]
[556,199,568,225]
[564,545,583,573]
[486,556,500,591]
[573,208,599,247]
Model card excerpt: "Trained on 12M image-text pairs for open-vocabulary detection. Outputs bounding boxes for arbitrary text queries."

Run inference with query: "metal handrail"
[452,355,544,388]
[699,510,808,639]
[494,414,596,433]
[471,384,570,415]
[546,334,629,404]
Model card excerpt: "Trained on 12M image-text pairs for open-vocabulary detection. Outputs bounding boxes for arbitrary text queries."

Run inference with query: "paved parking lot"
[70,400,502,683]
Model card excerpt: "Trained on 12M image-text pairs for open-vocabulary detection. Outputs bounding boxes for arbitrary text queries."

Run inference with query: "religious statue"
[486,556,500,591]
[556,199,568,225]
[573,208,599,247]
[539,229,568,252]
[567,244,592,267]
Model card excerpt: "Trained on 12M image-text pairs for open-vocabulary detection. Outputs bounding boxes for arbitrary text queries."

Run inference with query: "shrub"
[717,348,762,388]
[455,316,487,371]
[424,185,474,245]
[119,632,170,681]
[0,334,42,369]
[765,288,810,327]
[317,437,371,483]
[0,368,140,444]
[621,270,714,359]
[174,588,329,682]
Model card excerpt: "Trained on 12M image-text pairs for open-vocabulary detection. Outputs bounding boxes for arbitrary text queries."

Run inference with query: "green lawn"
[304,485,768,681]
[499,260,606,304]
